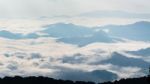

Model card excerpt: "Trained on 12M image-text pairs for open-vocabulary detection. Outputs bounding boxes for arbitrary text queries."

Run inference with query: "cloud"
[0,36,149,81]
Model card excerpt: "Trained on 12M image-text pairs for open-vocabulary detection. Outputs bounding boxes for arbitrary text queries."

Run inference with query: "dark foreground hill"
[101,76,150,84]
[0,76,149,84]
[0,76,95,84]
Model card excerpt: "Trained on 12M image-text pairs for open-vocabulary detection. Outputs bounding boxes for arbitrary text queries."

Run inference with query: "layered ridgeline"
[126,47,150,57]
[96,21,150,41]
[41,23,114,46]
[93,52,149,69]
[1,21,150,46]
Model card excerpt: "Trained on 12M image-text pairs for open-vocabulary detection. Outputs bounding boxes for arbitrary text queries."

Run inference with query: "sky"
[0,0,150,18]
[0,0,149,27]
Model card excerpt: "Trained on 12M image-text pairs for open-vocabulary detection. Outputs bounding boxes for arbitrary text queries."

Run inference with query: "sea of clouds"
[0,20,150,82]
[0,37,149,79]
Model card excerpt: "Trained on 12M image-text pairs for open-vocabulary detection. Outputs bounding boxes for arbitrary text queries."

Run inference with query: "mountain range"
[55,70,117,83]
[97,21,150,41]
[78,11,150,19]
[41,23,114,46]
[126,48,150,57]
[0,21,150,46]
[99,52,149,68]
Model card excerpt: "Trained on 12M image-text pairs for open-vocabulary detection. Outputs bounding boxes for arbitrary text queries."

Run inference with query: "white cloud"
[0,37,149,79]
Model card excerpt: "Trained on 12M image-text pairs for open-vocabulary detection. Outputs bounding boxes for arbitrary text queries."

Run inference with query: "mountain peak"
[133,21,150,25]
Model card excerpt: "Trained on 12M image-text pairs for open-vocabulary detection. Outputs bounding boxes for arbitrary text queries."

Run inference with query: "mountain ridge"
[0,21,150,46]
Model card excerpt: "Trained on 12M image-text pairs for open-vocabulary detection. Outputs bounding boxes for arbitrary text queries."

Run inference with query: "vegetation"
[0,76,149,84]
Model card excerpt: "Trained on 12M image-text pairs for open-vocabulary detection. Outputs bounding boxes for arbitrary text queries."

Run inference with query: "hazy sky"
[0,0,150,28]
[0,0,150,18]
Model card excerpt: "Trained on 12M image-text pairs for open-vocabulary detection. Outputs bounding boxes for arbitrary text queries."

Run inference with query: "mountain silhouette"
[0,30,39,39]
[55,70,117,83]
[96,52,149,68]
[97,21,150,41]
[101,76,150,84]
[0,30,22,39]
[127,47,150,57]
[41,23,114,46]
[1,21,150,46]
[78,11,150,19]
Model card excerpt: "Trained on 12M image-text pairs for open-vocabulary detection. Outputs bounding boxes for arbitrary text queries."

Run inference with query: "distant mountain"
[59,31,113,46]
[1,21,150,46]
[0,30,39,39]
[0,23,115,46]
[24,33,39,39]
[91,70,117,82]
[55,70,117,83]
[97,21,150,41]
[0,30,23,39]
[101,76,150,84]
[41,23,115,46]
[97,52,149,68]
[127,48,150,57]
[42,23,94,38]
[78,11,150,19]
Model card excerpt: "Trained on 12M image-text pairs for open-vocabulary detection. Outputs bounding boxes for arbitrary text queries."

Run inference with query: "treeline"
[0,76,95,84]
[0,76,149,84]
[101,76,150,84]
